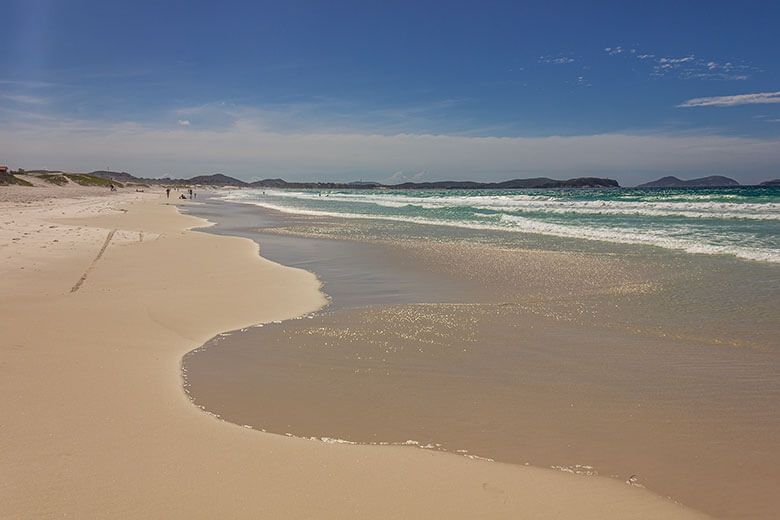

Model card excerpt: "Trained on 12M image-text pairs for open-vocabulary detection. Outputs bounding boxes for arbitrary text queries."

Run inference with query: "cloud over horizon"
[678,91,780,108]
[2,114,778,186]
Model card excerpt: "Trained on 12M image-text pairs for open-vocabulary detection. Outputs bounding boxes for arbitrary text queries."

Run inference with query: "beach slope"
[0,193,710,519]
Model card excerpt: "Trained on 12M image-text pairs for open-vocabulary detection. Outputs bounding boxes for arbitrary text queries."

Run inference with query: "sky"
[1,0,779,186]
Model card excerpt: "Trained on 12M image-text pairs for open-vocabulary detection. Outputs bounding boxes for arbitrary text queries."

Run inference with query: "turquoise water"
[220,187,780,263]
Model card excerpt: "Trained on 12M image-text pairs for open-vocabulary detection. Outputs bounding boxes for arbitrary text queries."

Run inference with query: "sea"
[182,185,780,519]
[219,186,780,264]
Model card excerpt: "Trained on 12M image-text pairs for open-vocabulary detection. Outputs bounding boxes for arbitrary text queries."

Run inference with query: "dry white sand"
[0,186,711,519]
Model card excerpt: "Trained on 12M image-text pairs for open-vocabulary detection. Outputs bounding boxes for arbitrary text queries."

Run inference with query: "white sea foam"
[227,189,780,221]
[219,189,780,263]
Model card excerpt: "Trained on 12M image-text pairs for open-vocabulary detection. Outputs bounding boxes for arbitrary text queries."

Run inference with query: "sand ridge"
[0,189,710,519]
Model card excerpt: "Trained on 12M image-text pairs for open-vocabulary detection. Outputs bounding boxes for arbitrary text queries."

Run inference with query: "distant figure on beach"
[189,188,193,199]
[166,188,170,198]
[109,184,116,191]
[179,194,187,200]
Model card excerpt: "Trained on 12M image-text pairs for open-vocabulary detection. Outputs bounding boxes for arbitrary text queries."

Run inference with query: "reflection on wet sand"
[182,201,780,520]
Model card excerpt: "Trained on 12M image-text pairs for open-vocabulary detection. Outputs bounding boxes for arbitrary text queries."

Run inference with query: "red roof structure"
[0,166,9,173]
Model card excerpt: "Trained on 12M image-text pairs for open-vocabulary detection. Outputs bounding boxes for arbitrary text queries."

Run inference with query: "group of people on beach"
[166,187,195,200]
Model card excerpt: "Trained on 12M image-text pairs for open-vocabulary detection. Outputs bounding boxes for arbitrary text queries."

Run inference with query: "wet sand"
[183,197,780,519]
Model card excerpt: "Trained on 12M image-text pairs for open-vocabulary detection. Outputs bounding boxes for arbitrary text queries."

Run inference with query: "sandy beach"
[0,185,715,519]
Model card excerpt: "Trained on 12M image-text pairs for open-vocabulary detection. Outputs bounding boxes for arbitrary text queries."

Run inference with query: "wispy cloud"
[604,46,754,81]
[658,56,695,64]
[170,98,470,136]
[177,119,191,126]
[0,79,59,88]
[1,94,49,105]
[538,55,575,64]
[678,91,780,108]
[383,170,427,184]
[570,76,591,87]
[1,111,778,185]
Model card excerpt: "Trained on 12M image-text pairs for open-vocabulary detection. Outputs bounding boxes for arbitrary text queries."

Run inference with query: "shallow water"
[182,197,780,519]
[186,303,780,519]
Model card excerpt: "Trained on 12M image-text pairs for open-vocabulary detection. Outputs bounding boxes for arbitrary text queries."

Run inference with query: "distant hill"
[89,170,139,183]
[186,174,248,186]
[249,178,288,188]
[19,169,620,190]
[636,175,740,188]
[250,176,620,190]
[759,179,780,186]
[89,170,247,187]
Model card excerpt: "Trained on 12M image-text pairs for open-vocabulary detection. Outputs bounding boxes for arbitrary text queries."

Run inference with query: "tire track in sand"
[70,229,116,293]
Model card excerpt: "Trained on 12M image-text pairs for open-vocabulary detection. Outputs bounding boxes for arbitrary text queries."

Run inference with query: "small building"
[0,166,8,174]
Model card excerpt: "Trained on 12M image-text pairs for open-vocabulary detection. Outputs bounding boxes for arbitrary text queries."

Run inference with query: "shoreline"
[182,196,780,519]
[1,187,711,518]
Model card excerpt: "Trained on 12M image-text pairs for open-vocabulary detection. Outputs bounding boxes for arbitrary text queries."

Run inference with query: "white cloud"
[1,94,49,105]
[573,76,591,87]
[178,119,191,126]
[538,55,575,64]
[383,170,427,184]
[0,79,59,88]
[658,55,695,64]
[681,73,748,81]
[678,91,780,108]
[1,114,778,185]
[609,48,753,80]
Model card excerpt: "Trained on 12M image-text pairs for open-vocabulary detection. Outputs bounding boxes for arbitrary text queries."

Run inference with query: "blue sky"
[1,0,779,185]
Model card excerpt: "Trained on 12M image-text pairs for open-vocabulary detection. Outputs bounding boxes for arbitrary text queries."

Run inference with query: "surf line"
[70,229,116,293]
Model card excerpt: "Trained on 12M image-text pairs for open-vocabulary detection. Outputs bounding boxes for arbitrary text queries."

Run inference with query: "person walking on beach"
[189,188,193,199]
[166,188,170,198]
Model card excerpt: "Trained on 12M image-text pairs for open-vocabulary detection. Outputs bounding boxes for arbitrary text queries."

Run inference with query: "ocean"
[220,186,780,263]
[182,188,780,519]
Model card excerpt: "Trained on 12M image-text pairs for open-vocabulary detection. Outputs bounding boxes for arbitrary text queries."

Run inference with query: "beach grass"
[38,173,70,185]
[0,171,34,186]
[63,173,124,188]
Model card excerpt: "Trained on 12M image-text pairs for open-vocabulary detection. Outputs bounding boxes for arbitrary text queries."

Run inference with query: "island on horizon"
[4,168,779,190]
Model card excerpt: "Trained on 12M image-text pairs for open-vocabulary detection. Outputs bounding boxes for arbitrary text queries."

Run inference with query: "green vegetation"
[63,173,124,188]
[39,174,69,185]
[0,171,34,186]
[125,182,150,188]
